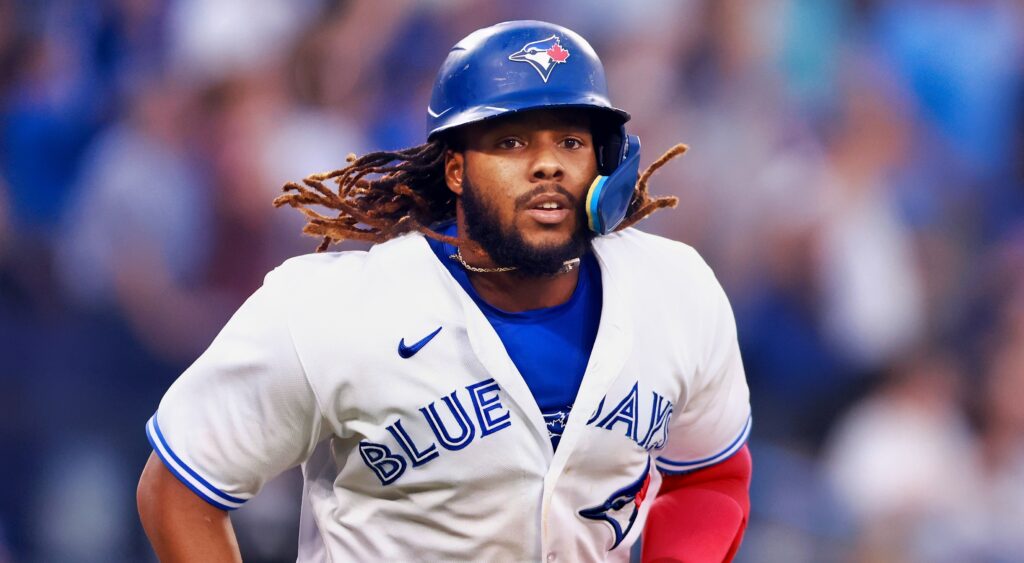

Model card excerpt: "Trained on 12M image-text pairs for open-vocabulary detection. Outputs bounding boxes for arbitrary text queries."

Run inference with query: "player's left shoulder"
[593,227,720,291]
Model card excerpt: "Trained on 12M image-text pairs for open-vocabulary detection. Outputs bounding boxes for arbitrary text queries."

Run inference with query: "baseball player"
[137,21,752,562]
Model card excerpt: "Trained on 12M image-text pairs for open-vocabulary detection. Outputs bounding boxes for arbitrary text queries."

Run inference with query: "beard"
[461,172,594,277]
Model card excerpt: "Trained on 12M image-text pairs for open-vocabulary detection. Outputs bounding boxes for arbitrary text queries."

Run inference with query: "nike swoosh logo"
[427,106,452,118]
[398,326,443,359]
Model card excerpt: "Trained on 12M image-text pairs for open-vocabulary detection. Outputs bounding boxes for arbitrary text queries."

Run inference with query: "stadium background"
[1,0,1023,561]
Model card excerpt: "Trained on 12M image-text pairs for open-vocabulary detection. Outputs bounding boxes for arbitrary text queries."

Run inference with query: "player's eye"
[561,137,585,150]
[497,137,524,150]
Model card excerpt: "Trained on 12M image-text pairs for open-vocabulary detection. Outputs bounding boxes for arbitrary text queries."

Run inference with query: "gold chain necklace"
[449,247,580,274]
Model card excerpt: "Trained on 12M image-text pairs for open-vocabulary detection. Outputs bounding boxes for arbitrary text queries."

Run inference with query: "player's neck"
[451,224,582,312]
[466,266,581,312]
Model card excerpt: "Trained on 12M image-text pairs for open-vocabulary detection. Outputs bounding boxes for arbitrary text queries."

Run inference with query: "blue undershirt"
[427,221,602,451]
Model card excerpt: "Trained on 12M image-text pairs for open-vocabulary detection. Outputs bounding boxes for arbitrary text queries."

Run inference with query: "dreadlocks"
[274,140,454,252]
[616,143,686,231]
[274,139,686,252]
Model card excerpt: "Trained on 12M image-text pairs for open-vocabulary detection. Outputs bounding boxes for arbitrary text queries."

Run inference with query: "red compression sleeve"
[641,445,752,563]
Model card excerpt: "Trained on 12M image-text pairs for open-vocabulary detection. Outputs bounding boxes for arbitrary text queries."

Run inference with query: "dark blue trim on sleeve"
[145,413,248,510]
[655,415,751,474]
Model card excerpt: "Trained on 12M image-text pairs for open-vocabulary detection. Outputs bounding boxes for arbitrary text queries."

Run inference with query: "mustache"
[513,184,579,210]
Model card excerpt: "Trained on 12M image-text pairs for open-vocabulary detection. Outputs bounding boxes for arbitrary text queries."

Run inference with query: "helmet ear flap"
[587,132,641,235]
[595,124,626,176]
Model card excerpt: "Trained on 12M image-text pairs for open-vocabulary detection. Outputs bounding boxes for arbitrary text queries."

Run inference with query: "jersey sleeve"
[655,265,751,475]
[145,266,326,510]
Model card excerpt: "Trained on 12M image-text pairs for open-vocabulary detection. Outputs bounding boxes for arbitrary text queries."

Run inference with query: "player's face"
[447,109,599,275]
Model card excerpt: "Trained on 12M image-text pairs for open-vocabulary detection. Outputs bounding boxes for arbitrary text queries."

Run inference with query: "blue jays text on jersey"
[358,379,675,486]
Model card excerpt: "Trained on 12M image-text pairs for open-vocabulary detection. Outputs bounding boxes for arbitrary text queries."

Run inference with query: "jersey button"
[546,553,557,562]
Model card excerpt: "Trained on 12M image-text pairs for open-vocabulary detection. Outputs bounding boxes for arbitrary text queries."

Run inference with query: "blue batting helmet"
[426,20,641,235]
[426,20,629,140]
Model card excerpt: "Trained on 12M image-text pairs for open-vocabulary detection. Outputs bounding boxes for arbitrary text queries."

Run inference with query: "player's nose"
[529,143,564,182]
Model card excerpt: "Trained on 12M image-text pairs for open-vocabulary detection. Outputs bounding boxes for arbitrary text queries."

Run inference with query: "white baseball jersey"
[146,227,751,562]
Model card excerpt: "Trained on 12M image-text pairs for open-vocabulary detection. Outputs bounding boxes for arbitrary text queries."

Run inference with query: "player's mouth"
[522,192,573,225]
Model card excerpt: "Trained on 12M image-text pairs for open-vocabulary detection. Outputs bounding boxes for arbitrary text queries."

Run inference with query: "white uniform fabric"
[147,228,751,562]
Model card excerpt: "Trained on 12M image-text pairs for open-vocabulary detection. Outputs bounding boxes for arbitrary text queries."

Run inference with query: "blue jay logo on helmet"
[508,35,571,83]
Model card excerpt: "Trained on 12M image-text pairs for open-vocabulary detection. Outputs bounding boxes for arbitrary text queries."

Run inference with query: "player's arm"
[645,255,753,562]
[137,452,242,562]
[642,445,752,563]
[136,263,326,560]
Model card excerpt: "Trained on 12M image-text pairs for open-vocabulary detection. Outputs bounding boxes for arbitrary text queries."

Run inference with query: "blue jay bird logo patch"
[578,458,652,550]
[508,35,570,83]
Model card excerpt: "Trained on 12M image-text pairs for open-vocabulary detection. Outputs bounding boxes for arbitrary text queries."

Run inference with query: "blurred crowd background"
[1,0,1023,561]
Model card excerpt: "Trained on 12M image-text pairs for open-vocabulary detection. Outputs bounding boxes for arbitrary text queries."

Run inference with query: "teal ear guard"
[587,130,641,235]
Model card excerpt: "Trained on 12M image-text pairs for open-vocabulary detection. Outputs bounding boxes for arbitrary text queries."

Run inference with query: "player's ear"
[445,149,464,196]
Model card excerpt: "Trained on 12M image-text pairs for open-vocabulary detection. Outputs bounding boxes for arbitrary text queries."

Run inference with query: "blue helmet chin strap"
[587,133,641,235]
